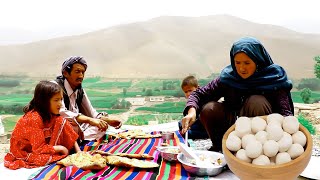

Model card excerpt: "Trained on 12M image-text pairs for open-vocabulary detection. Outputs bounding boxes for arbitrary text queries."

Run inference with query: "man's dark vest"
[56,76,84,111]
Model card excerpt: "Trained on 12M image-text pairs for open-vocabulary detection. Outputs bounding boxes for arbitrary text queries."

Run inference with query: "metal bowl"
[160,146,180,161]
[177,150,227,176]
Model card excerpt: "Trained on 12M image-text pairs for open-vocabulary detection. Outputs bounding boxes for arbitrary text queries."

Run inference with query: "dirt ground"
[0,144,9,164]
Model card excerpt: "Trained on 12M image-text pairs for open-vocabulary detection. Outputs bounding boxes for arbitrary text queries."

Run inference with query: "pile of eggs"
[226,113,306,165]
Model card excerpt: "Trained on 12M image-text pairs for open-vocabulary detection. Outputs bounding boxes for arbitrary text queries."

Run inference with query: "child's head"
[23,81,63,123]
[181,75,199,98]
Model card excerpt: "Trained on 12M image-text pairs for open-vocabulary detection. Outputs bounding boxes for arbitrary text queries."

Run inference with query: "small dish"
[161,132,174,140]
[159,146,180,161]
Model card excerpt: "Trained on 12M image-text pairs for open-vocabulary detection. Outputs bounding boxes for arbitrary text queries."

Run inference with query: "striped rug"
[30,131,209,180]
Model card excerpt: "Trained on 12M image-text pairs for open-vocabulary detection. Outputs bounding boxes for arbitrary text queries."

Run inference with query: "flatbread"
[115,129,162,139]
[105,155,159,168]
[94,150,154,160]
[57,152,106,170]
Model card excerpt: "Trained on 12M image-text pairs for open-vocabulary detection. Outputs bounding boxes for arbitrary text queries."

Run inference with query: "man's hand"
[181,108,197,135]
[100,115,122,129]
[89,118,108,131]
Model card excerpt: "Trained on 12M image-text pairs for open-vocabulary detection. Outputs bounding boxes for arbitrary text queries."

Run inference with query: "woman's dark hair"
[23,80,62,123]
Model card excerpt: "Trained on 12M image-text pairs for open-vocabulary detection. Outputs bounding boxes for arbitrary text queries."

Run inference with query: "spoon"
[179,143,214,168]
[185,130,188,146]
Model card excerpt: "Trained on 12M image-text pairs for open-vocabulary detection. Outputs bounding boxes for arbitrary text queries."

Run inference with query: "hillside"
[0,15,320,79]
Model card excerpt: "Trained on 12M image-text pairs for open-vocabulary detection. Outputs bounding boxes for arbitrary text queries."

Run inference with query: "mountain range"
[1,15,320,80]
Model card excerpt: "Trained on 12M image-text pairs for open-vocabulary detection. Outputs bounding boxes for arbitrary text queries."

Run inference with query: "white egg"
[236,149,252,163]
[251,117,267,133]
[242,134,256,149]
[277,132,293,152]
[226,135,242,152]
[266,124,283,141]
[275,152,291,165]
[245,140,263,159]
[263,140,279,157]
[252,155,271,165]
[282,116,299,134]
[292,131,307,147]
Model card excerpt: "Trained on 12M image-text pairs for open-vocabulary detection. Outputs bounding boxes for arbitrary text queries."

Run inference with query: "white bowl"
[177,150,227,176]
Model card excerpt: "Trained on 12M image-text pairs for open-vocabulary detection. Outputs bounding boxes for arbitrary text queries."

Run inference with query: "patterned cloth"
[30,131,208,180]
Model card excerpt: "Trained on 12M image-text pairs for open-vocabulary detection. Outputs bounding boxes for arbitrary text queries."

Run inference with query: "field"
[0,75,319,133]
[0,76,187,132]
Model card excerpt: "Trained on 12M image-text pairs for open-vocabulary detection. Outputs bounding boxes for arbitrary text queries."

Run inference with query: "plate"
[299,156,320,179]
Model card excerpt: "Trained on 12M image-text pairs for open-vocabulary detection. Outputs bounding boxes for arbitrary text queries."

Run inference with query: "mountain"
[0,15,320,80]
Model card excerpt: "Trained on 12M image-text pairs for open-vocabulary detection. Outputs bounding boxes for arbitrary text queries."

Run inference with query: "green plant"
[300,88,312,103]
[298,114,316,135]
[314,55,320,79]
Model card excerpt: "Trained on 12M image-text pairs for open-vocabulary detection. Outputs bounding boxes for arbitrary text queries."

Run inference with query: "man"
[56,56,122,141]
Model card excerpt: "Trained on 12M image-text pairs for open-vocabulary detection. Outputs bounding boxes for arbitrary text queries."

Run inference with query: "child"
[4,81,80,170]
[178,75,209,139]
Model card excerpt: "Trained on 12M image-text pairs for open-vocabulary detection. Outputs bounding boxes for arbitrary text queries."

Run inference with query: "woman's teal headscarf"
[220,37,292,91]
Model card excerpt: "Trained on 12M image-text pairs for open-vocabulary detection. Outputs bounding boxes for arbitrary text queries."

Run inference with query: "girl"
[4,80,80,169]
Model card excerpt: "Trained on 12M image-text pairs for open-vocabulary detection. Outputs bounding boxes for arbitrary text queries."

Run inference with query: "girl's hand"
[53,145,69,155]
[74,142,81,153]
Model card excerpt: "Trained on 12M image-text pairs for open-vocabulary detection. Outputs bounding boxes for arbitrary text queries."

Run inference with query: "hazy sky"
[0,0,319,43]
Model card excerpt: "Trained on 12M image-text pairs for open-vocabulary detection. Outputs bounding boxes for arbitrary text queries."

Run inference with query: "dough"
[263,140,279,157]
[252,155,270,165]
[235,117,252,138]
[282,116,299,134]
[275,152,291,165]
[292,131,307,147]
[251,117,267,133]
[287,143,304,159]
[226,135,242,152]
[266,123,283,141]
[236,149,252,163]
[245,140,263,159]
[267,113,284,126]
[242,134,256,149]
[255,131,268,144]
[277,132,293,152]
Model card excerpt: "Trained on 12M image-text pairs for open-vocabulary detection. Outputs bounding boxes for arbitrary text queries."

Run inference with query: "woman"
[181,37,293,151]
[4,81,80,169]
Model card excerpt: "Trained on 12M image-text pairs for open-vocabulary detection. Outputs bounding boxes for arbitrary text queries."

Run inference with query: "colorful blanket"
[30,131,206,180]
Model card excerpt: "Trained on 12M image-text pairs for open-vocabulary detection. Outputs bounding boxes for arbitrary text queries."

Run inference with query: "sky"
[0,0,319,44]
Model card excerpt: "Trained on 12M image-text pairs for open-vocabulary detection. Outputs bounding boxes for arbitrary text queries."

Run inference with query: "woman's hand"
[53,145,69,155]
[181,107,197,134]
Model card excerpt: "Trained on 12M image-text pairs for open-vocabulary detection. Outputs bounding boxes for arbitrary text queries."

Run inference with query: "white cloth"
[0,163,44,179]
[59,80,104,140]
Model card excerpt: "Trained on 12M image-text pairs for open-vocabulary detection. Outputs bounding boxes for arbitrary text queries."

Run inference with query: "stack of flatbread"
[94,150,159,168]
[57,152,106,170]
[105,156,159,168]
[94,150,154,159]
[114,129,162,139]
[57,151,159,170]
